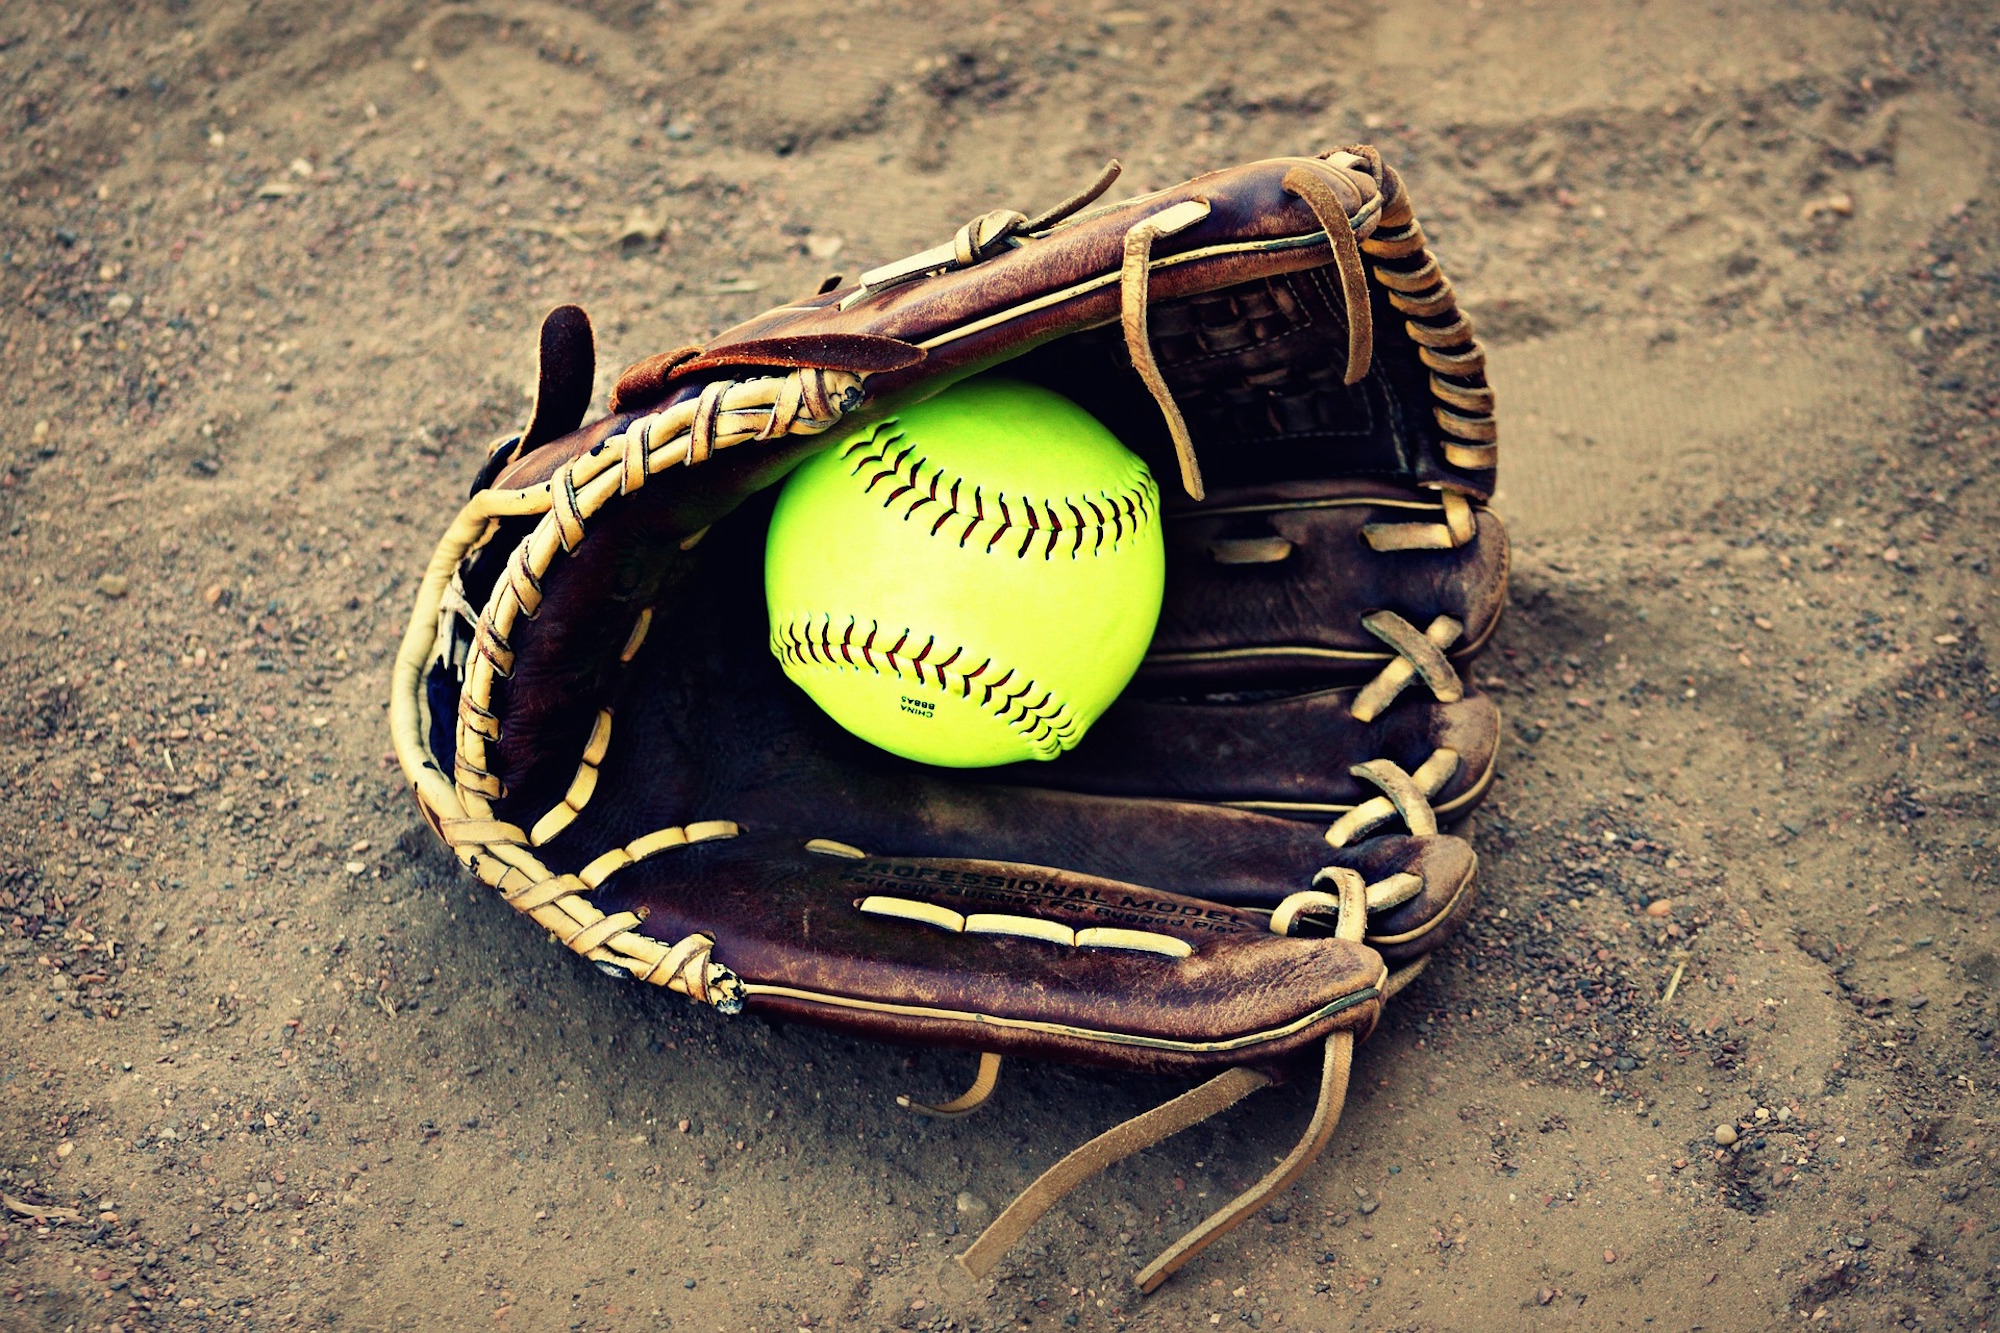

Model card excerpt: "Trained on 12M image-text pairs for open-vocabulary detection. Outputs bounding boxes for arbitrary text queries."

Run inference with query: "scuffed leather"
[1147,482,1509,690]
[595,832,1384,1077]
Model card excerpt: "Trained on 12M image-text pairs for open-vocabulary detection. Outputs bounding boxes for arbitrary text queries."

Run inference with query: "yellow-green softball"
[765,376,1165,768]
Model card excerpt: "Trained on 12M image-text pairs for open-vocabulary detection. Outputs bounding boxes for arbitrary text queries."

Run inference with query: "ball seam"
[836,421,1159,560]
[772,613,1080,759]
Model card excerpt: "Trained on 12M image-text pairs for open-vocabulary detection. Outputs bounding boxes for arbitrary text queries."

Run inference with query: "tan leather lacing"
[899,1050,1004,1119]
[1279,165,1376,388]
[1350,611,1465,723]
[848,160,1126,307]
[1347,147,1495,553]
[959,865,1403,1293]
[388,366,864,995]
[1362,488,1478,552]
[1119,198,1219,499]
[1119,158,1386,504]
[527,708,613,845]
[1326,750,1460,849]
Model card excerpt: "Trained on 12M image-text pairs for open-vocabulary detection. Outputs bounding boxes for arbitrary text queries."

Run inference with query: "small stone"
[96,574,130,598]
[1645,899,1673,918]
[617,209,666,252]
[343,861,367,876]
[909,1299,927,1312]
[56,1141,74,1159]
[1604,1248,1617,1264]
[105,292,135,321]
[1537,1287,1557,1305]
[1262,1205,1289,1224]
[1713,1124,1738,1146]
[1844,1234,1868,1250]
[1356,1198,1379,1215]
[682,1277,696,1289]
[955,1191,990,1220]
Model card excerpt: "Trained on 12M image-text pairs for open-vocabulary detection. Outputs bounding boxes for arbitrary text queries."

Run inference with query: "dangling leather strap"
[960,869,1373,1292]
[1136,1030,1355,1292]
[957,1065,1270,1281]
[898,1051,1003,1119]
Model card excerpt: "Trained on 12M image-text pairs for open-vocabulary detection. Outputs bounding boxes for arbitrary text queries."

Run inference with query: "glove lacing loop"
[1279,164,1376,388]
[847,159,1126,306]
[1325,750,1460,849]
[1118,161,1377,504]
[1350,610,1466,723]
[1118,200,1214,500]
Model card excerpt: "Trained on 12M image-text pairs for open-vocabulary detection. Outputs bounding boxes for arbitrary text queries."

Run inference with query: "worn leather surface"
[422,146,1504,1074]
[1146,482,1509,690]
[594,832,1384,1077]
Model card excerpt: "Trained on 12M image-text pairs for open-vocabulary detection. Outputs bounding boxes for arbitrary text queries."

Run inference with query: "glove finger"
[1145,482,1508,692]
[726,768,1479,964]
[586,830,1386,1078]
[1318,833,1478,964]
[1018,684,1497,821]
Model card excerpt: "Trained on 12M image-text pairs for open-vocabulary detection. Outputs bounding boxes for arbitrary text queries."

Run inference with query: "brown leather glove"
[390,146,1504,1291]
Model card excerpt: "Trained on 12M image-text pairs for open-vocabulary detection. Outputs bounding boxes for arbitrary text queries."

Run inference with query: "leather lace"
[1118,161,1376,503]
[954,866,1426,1293]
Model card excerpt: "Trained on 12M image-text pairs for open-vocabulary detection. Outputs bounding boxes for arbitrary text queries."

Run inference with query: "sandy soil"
[3,2,1998,1330]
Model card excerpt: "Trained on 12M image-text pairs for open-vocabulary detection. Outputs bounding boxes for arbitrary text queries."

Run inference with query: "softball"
[765,377,1164,768]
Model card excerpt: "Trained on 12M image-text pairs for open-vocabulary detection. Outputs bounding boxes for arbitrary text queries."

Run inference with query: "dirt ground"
[3,1,1998,1329]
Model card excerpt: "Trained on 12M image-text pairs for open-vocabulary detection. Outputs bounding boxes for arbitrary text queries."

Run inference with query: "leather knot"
[953,209,1030,267]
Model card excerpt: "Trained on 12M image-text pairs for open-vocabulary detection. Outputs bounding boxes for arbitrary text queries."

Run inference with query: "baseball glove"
[390,145,1505,1291]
